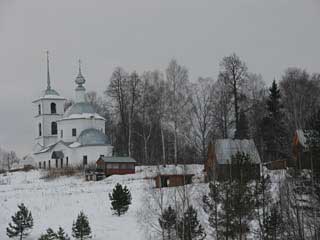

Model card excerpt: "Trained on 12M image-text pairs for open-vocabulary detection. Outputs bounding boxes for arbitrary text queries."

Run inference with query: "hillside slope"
[0,165,206,240]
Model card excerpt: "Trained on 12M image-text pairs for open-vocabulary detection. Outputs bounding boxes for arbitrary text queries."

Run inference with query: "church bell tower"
[33,51,66,152]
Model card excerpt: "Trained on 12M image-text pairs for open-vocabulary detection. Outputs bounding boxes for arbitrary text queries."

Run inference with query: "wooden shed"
[154,174,194,188]
[96,156,136,176]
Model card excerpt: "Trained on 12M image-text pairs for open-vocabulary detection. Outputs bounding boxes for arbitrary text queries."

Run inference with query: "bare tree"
[189,77,215,163]
[219,53,248,134]
[166,59,190,164]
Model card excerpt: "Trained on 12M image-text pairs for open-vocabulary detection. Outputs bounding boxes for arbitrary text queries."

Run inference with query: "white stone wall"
[57,118,105,142]
[33,98,65,148]
[33,144,113,169]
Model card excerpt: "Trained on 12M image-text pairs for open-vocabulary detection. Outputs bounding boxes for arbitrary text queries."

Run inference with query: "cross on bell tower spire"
[46,50,51,91]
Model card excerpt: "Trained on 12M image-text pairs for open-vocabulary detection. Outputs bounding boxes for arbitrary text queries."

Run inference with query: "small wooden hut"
[96,156,136,176]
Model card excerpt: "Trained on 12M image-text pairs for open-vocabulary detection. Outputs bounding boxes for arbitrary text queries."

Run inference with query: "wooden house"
[96,156,136,176]
[153,165,198,188]
[205,139,261,181]
[292,129,320,173]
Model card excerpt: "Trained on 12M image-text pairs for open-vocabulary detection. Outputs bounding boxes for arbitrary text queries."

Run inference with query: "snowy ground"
[0,165,206,240]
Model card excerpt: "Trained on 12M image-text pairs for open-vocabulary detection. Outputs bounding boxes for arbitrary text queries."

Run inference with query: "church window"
[38,123,42,136]
[51,122,57,135]
[38,104,41,115]
[83,155,88,166]
[50,102,57,114]
[72,128,77,136]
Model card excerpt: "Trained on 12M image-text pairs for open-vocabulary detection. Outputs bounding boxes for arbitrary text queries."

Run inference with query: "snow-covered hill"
[0,165,206,240]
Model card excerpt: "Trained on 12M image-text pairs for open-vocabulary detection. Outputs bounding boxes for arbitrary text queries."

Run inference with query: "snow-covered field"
[0,165,206,240]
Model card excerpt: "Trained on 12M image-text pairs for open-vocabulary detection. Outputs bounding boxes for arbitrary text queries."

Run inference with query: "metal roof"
[99,156,136,163]
[78,128,111,146]
[64,102,96,117]
[214,139,261,164]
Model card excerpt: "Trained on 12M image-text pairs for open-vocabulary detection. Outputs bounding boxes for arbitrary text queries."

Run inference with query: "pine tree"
[7,203,34,240]
[231,152,255,239]
[234,110,249,139]
[56,227,70,240]
[159,206,177,240]
[109,183,132,216]
[72,211,92,240]
[218,181,238,240]
[178,206,206,240]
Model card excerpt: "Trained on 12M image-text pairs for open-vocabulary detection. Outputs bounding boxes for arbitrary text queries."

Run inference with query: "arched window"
[38,123,42,136]
[51,122,57,135]
[38,104,41,115]
[50,102,57,114]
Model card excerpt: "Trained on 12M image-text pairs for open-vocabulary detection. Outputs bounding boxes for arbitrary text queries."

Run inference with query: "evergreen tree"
[38,228,57,240]
[7,203,34,240]
[203,181,221,240]
[261,80,288,162]
[56,227,70,240]
[178,206,206,240]
[72,211,92,240]
[109,183,132,216]
[218,181,237,240]
[159,206,177,240]
[231,153,255,239]
[234,110,249,139]
[264,202,283,240]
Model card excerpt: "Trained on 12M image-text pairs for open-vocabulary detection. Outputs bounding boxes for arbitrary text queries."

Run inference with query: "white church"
[33,54,113,169]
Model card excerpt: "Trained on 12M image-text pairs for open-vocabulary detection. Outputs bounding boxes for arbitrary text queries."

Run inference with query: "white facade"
[33,59,113,169]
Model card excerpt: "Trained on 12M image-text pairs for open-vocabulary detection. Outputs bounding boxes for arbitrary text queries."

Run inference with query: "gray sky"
[0,0,319,157]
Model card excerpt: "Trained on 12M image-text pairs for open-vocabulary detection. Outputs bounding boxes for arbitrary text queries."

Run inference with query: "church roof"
[62,102,104,120]
[78,128,111,146]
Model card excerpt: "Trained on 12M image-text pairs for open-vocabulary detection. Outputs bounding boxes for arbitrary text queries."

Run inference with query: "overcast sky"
[0,0,319,157]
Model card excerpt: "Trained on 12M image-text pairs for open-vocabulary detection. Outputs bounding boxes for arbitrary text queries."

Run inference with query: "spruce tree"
[7,203,34,240]
[109,183,132,216]
[72,211,92,240]
[178,206,206,240]
[261,80,288,162]
[234,110,250,139]
[159,206,177,240]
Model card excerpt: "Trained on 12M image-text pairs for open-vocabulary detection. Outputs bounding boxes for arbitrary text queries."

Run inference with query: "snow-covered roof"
[60,113,105,121]
[296,130,307,147]
[61,102,104,120]
[78,128,111,146]
[99,156,136,163]
[214,139,261,164]
[155,164,199,176]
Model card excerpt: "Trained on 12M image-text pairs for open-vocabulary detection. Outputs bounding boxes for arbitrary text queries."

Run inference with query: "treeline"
[84,53,320,165]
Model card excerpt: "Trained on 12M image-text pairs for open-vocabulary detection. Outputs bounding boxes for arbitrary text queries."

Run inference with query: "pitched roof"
[214,139,261,164]
[99,156,136,163]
